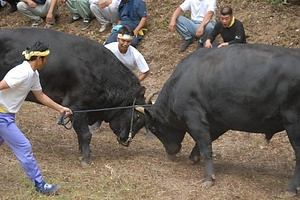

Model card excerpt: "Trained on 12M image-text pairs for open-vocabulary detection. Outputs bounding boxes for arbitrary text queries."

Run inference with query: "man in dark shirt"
[205,6,246,48]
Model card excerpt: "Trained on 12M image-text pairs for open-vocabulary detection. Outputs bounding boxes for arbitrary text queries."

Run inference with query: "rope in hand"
[57,104,153,130]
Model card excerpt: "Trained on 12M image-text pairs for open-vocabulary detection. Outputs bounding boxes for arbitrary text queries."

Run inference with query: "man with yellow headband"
[105,26,149,82]
[205,6,246,48]
[0,41,72,195]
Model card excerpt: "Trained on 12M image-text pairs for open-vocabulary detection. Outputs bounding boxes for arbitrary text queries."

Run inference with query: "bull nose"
[165,143,181,155]
[117,136,130,147]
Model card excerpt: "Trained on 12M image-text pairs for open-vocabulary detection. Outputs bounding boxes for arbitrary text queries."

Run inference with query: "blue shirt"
[118,0,147,29]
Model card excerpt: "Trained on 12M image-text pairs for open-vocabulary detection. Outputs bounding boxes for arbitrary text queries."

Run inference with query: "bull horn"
[135,106,145,114]
[145,91,159,104]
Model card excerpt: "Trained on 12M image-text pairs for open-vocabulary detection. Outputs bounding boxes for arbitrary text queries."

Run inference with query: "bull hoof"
[188,155,200,164]
[81,161,89,168]
[201,180,213,188]
[79,157,90,168]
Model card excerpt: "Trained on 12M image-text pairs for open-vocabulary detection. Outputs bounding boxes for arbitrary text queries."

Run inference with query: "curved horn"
[145,91,159,104]
[135,106,145,114]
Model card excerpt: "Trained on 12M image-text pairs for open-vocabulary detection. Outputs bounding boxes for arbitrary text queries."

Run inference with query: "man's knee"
[90,3,97,13]
[17,1,28,11]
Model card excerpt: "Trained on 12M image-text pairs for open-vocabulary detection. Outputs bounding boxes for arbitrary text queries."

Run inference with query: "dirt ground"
[0,0,300,199]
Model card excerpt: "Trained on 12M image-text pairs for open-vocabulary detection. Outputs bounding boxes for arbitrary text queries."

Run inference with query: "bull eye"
[150,126,156,133]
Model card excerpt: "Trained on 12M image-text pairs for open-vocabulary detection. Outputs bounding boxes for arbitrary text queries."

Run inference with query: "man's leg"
[90,4,109,26]
[5,0,17,15]
[175,15,199,52]
[0,113,60,194]
[17,2,42,21]
[0,114,43,184]
[74,0,92,30]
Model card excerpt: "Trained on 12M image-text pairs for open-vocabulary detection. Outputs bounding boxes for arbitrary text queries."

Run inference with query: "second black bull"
[144,44,300,196]
[0,28,148,166]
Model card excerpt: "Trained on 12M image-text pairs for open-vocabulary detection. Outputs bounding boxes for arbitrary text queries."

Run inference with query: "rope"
[57,104,152,130]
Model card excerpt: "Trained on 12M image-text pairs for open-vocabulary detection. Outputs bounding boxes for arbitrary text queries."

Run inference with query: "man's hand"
[46,12,53,23]
[205,40,212,48]
[133,28,139,37]
[98,0,108,8]
[28,0,37,8]
[196,26,204,38]
[168,21,176,32]
[218,42,229,48]
[60,107,73,116]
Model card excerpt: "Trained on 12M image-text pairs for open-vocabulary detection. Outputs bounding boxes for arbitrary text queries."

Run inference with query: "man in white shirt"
[89,0,121,32]
[0,41,72,195]
[105,26,149,82]
[169,0,216,52]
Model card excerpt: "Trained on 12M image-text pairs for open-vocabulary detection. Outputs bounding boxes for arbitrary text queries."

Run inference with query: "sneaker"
[31,18,43,28]
[99,24,108,33]
[81,20,90,31]
[6,4,17,15]
[67,16,80,24]
[179,38,194,52]
[35,181,60,195]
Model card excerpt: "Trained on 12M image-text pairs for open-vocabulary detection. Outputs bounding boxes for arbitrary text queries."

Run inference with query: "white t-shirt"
[89,0,121,8]
[180,0,216,22]
[105,42,149,73]
[0,61,42,113]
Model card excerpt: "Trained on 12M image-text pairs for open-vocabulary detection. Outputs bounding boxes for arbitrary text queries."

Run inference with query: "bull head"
[116,91,159,146]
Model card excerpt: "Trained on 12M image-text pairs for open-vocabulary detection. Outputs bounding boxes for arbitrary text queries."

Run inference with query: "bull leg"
[284,124,300,197]
[191,130,214,187]
[72,113,92,166]
[189,125,228,163]
[189,144,200,163]
[185,111,214,187]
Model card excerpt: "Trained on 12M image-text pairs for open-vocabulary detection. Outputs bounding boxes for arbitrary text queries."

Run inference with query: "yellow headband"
[117,33,133,40]
[228,16,235,28]
[22,49,50,60]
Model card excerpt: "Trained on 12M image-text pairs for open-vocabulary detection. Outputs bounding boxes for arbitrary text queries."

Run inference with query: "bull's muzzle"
[165,143,182,155]
[117,131,133,147]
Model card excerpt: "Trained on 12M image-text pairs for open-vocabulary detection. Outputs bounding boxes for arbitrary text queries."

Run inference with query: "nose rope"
[125,98,137,145]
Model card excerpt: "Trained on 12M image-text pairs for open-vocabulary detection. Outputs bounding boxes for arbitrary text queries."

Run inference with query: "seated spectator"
[169,0,216,52]
[58,0,92,31]
[105,0,147,48]
[17,0,58,28]
[105,26,149,82]
[89,0,121,33]
[6,0,18,15]
[205,6,246,48]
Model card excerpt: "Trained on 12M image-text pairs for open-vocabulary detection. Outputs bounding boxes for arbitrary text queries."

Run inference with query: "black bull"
[0,28,147,165]
[145,44,300,196]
